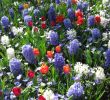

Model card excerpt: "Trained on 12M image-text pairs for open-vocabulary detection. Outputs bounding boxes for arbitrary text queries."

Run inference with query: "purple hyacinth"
[67,82,84,97]
[67,0,72,8]
[1,16,10,28]
[82,2,88,10]
[63,18,72,29]
[55,0,60,4]
[49,31,59,46]
[87,16,95,27]
[18,4,24,12]
[22,45,35,64]
[67,8,75,21]
[54,53,65,71]
[9,58,22,75]
[68,39,80,55]
[22,9,29,17]
[24,15,32,25]
[9,8,14,19]
[48,5,56,22]
[105,49,110,67]
[91,28,101,40]
[77,1,83,10]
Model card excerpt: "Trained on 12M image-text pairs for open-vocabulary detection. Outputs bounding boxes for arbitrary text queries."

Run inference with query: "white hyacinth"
[95,67,105,80]
[6,48,15,59]
[108,40,110,49]
[1,35,9,46]
[100,17,110,28]
[11,26,23,35]
[74,62,89,75]
[102,0,109,6]
[43,89,55,100]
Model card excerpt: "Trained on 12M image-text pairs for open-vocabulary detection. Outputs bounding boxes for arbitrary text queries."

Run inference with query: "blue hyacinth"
[55,0,60,4]
[87,16,95,27]
[22,45,35,64]
[91,28,101,40]
[82,2,88,10]
[63,18,72,29]
[67,82,84,97]
[1,16,10,28]
[54,53,65,71]
[68,39,80,55]
[9,58,22,75]
[33,8,40,17]
[9,8,14,19]
[18,4,24,12]
[77,1,83,10]
[48,5,56,22]
[22,9,29,17]
[67,8,75,21]
[50,31,59,46]
[105,49,110,67]
[67,0,72,8]
[24,15,32,25]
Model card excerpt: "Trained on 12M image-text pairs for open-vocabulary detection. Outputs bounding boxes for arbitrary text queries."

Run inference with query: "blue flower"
[87,16,95,27]
[54,53,65,71]
[48,5,56,22]
[77,1,83,10]
[18,4,24,12]
[82,2,88,10]
[9,8,14,19]
[1,16,10,28]
[63,18,72,29]
[67,0,72,8]
[67,82,84,97]
[91,28,101,40]
[105,49,110,67]
[55,0,60,4]
[24,15,32,25]
[50,31,59,46]
[67,8,75,21]
[22,45,35,64]
[33,8,40,17]
[68,39,80,55]
[9,58,22,75]
[22,9,29,17]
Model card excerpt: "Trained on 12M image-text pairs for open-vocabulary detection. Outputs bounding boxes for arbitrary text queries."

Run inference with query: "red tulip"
[76,16,84,25]
[40,63,49,74]
[55,45,61,53]
[41,16,46,21]
[27,70,35,78]
[47,51,53,58]
[12,87,21,96]
[75,9,83,18]
[41,22,46,29]
[28,21,33,27]
[95,15,101,24]
[33,48,40,56]
[38,95,46,100]
[63,64,71,74]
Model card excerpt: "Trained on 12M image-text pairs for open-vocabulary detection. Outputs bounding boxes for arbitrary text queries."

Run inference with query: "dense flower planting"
[0,0,110,100]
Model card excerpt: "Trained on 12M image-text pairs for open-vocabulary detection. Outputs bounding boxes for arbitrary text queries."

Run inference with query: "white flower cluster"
[74,62,89,75]
[6,48,15,60]
[43,89,56,100]
[1,35,9,46]
[94,67,105,80]
[11,26,23,35]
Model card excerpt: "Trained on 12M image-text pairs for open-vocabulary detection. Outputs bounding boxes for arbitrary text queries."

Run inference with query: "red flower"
[41,16,46,21]
[34,27,38,32]
[27,70,35,78]
[72,0,78,4]
[55,45,61,53]
[12,87,21,96]
[40,63,49,74]
[76,16,84,25]
[47,51,53,58]
[63,64,71,74]
[95,15,101,24]
[50,21,56,27]
[38,95,46,100]
[41,22,46,29]
[75,9,83,18]
[0,90,2,96]
[33,48,40,56]
[28,21,33,27]
[56,15,64,23]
